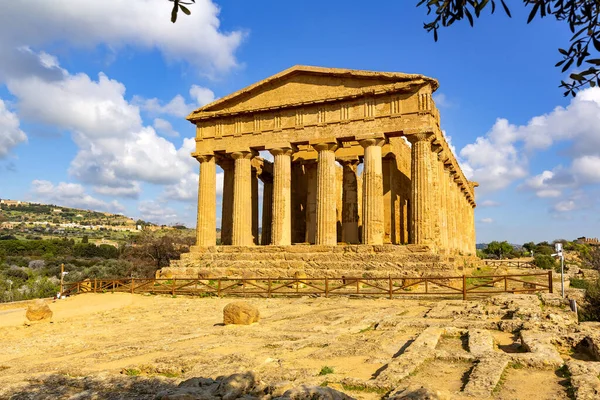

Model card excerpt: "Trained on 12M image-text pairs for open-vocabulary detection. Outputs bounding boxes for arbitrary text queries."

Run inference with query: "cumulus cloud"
[153,118,179,138]
[0,0,244,78]
[459,87,600,209]
[0,99,27,158]
[30,180,124,213]
[138,200,180,225]
[479,200,500,207]
[134,85,215,118]
[479,218,494,224]
[7,60,197,194]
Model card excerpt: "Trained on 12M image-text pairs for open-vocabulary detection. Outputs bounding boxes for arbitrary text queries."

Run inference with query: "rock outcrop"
[25,300,53,322]
[223,301,260,325]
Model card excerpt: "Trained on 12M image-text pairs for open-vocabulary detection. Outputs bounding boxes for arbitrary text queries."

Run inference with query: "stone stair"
[161,244,459,279]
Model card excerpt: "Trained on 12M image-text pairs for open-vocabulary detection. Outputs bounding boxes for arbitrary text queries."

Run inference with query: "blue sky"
[1,0,599,244]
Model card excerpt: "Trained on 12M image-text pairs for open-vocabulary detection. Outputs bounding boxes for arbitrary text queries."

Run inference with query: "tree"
[416,1,600,96]
[485,240,514,259]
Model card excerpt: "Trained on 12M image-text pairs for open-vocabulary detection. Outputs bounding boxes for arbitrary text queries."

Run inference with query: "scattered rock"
[389,384,451,400]
[25,299,53,321]
[277,384,354,400]
[462,355,509,398]
[223,302,260,325]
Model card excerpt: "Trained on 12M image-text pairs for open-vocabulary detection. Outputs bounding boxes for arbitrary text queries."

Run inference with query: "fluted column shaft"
[217,157,234,245]
[270,147,293,245]
[409,133,434,245]
[340,158,360,244]
[231,151,254,246]
[360,138,385,245]
[195,154,216,247]
[313,142,338,246]
[251,169,259,245]
[304,162,318,244]
[438,155,448,252]
[444,168,456,252]
[261,176,273,245]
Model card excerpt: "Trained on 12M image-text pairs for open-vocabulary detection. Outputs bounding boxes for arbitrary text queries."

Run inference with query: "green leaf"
[527,2,539,24]
[465,8,474,27]
[558,48,568,56]
[500,0,511,17]
[593,37,600,53]
[171,3,178,23]
[586,59,600,66]
[179,4,191,15]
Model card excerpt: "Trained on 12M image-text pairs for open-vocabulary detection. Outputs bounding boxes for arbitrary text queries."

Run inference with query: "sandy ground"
[0,293,573,399]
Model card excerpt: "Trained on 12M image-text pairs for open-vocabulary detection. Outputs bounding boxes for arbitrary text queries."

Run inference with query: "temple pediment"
[188,65,438,120]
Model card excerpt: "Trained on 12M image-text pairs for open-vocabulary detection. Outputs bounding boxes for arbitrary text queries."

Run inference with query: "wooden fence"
[484,260,535,269]
[61,271,553,300]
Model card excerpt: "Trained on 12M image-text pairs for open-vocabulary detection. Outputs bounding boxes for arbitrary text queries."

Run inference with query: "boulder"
[26,299,53,321]
[278,385,353,400]
[223,301,260,325]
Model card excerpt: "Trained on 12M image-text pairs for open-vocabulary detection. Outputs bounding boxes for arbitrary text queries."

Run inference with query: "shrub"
[532,254,557,270]
[319,366,334,376]
[580,278,600,322]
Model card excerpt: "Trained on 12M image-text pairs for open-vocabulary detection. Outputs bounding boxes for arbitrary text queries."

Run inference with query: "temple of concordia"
[163,66,478,279]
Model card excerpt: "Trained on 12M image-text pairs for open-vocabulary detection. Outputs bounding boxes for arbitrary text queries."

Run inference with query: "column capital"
[230,150,257,160]
[193,152,214,163]
[406,131,435,144]
[269,147,294,157]
[310,140,338,152]
[358,138,385,148]
[215,153,234,169]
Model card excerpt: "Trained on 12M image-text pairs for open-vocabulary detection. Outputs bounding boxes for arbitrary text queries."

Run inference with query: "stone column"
[360,138,385,245]
[216,156,234,245]
[312,142,338,246]
[339,158,360,244]
[231,151,254,246]
[444,166,455,252]
[304,161,317,244]
[251,168,259,245]
[408,133,434,245]
[195,154,216,247]
[438,154,449,252]
[261,175,273,245]
[270,147,293,245]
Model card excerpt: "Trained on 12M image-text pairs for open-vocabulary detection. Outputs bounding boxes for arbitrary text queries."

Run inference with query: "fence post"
[172,279,176,296]
[325,277,329,298]
[425,278,428,294]
[94,278,97,293]
[77,282,80,294]
[462,275,467,300]
[217,279,221,298]
[548,270,553,293]
[268,278,272,298]
[356,279,360,294]
[504,276,508,292]
[388,276,393,300]
[131,278,135,294]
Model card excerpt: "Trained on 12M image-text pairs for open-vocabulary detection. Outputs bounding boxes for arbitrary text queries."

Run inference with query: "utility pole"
[60,263,64,297]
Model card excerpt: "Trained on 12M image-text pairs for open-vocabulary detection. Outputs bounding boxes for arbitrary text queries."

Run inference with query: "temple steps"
[162,244,461,279]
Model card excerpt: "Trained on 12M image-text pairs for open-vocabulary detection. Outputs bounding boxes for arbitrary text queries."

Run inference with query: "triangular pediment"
[188,65,437,120]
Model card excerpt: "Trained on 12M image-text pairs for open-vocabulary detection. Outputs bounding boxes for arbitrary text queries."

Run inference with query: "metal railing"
[61,271,553,300]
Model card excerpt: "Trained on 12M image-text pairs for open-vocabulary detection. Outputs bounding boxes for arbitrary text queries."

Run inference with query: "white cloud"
[460,119,527,193]
[30,180,124,213]
[7,60,197,194]
[571,155,600,184]
[479,200,500,207]
[138,200,180,225]
[521,170,565,198]
[433,93,452,108]
[189,85,216,106]
[553,200,576,213]
[0,99,27,158]
[479,218,494,224]
[0,0,244,78]
[163,171,224,201]
[153,118,179,138]
[134,85,215,118]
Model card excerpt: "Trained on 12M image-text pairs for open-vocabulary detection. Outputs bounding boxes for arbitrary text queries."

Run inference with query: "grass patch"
[570,278,589,289]
[121,368,141,376]
[319,366,334,376]
[492,367,509,395]
[358,325,374,334]
[556,365,576,400]
[158,371,181,378]
[508,361,525,369]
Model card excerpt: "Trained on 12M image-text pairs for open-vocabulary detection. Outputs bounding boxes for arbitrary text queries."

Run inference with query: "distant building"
[0,199,29,207]
[52,209,63,213]
[576,237,600,246]
[1,222,15,229]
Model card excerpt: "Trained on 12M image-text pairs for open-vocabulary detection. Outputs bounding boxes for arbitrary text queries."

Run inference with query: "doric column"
[408,132,434,245]
[252,168,259,245]
[194,154,216,247]
[304,161,318,244]
[231,151,254,246]
[260,175,273,245]
[360,138,385,245]
[339,158,360,244]
[216,155,234,245]
[438,154,449,252]
[444,166,456,252]
[270,147,293,245]
[312,141,338,246]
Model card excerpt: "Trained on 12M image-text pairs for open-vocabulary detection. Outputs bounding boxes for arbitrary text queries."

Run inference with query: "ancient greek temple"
[168,66,477,278]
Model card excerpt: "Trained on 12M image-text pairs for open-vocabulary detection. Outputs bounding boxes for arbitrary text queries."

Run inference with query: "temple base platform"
[160,244,479,279]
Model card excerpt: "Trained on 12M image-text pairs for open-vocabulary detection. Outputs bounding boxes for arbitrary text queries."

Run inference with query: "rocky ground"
[0,291,599,400]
